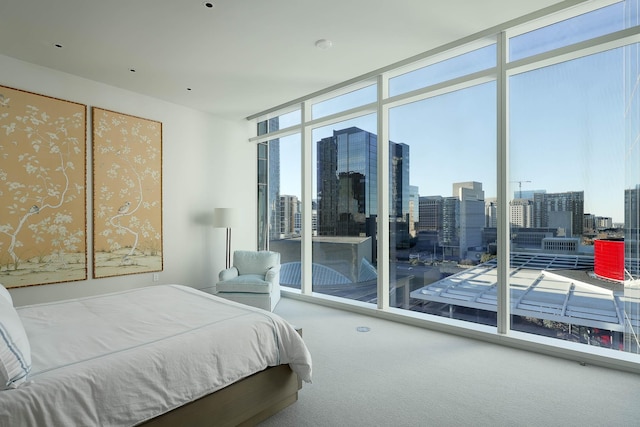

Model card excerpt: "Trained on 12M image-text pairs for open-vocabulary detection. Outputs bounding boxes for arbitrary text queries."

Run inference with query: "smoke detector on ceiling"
[315,39,333,50]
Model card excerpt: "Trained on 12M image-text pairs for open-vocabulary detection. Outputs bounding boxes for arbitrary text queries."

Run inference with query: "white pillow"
[0,297,31,389]
[0,285,12,305]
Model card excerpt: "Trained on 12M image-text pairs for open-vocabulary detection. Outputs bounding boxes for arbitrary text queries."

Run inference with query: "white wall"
[0,54,256,306]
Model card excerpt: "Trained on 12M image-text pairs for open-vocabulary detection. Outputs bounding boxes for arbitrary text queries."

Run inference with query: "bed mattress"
[0,284,312,427]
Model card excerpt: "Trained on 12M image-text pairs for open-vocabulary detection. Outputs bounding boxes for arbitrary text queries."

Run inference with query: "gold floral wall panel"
[0,85,87,288]
[92,108,162,278]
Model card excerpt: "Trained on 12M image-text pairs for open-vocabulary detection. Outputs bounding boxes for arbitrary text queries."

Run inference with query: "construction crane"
[510,180,531,199]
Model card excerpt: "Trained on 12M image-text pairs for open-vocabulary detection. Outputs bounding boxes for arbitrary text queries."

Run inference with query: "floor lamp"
[213,207,238,269]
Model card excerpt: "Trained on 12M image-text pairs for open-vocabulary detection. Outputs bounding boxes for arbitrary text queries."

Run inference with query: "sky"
[275,2,631,223]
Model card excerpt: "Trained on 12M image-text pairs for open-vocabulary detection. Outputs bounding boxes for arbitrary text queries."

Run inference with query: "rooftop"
[410,253,640,333]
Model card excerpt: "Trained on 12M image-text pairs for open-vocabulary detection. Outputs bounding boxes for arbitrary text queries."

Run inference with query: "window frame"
[249,0,640,373]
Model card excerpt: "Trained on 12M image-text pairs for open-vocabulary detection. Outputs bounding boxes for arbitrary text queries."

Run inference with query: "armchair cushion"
[216,275,272,294]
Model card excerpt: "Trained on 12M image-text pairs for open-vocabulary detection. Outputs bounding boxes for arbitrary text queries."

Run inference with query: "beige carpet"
[260,297,640,427]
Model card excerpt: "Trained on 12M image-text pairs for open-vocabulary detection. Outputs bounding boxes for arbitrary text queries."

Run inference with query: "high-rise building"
[596,216,613,229]
[408,185,419,237]
[390,141,411,248]
[417,183,485,260]
[268,117,280,241]
[316,127,409,239]
[279,195,298,238]
[418,196,443,232]
[441,196,459,249]
[533,191,584,236]
[516,189,546,200]
[584,213,596,234]
[317,127,377,236]
[511,198,533,228]
[454,182,485,259]
[485,198,497,228]
[293,199,312,236]
[390,142,410,220]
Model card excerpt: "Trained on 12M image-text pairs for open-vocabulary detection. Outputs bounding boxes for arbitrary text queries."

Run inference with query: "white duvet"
[0,284,312,427]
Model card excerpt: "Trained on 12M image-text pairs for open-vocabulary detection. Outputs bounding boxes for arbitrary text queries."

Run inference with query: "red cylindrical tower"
[594,238,624,281]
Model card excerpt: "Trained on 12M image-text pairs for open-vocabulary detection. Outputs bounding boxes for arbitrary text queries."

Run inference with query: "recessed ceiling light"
[203,2,214,8]
[315,39,333,50]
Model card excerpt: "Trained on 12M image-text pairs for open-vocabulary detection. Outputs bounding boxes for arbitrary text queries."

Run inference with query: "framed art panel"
[92,108,163,278]
[0,85,87,288]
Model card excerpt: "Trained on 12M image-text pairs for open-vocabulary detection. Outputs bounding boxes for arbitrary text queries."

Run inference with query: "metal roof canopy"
[410,253,640,332]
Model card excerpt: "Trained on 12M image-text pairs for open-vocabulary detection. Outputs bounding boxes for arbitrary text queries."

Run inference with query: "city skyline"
[278,113,624,225]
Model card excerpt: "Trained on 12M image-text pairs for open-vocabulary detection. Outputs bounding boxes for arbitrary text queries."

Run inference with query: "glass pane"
[258,143,267,159]
[267,134,303,289]
[509,46,640,353]
[312,114,378,303]
[256,110,300,136]
[389,44,496,97]
[279,109,301,128]
[311,85,377,120]
[624,37,640,354]
[392,83,497,324]
[257,157,267,184]
[257,141,268,250]
[257,120,268,136]
[509,3,624,62]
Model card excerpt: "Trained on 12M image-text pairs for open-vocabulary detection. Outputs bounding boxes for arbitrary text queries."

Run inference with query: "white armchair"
[215,250,281,311]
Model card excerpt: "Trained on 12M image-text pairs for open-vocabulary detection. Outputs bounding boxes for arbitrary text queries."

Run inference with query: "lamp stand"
[225,227,231,269]
[212,207,237,270]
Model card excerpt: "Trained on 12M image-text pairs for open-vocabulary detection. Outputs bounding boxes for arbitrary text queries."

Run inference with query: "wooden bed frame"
[140,364,301,427]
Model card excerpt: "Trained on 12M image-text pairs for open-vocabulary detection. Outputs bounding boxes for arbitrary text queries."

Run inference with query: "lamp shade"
[212,207,239,228]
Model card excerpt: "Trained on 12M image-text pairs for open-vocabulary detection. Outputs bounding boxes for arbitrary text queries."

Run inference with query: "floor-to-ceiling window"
[252,0,640,365]
[389,82,497,323]
[509,49,626,348]
[507,1,640,352]
[266,132,303,289]
[623,0,640,353]
[386,41,497,323]
[257,110,302,288]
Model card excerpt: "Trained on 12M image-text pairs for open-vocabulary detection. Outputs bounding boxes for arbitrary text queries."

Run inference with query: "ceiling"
[0,0,571,121]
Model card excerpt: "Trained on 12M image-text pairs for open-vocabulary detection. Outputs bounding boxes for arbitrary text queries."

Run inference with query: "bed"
[0,284,312,426]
